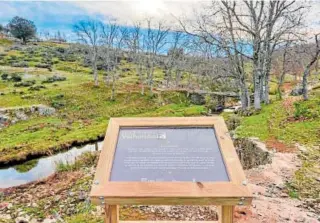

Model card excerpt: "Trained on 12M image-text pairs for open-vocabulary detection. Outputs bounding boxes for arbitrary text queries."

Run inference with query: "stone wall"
[234,137,272,169]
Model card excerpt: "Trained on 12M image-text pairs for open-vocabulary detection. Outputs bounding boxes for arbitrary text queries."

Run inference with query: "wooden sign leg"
[105,204,119,223]
[218,206,234,223]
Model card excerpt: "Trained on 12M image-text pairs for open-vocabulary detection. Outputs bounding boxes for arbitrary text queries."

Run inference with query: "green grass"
[236,98,320,146]
[65,213,103,223]
[56,152,98,172]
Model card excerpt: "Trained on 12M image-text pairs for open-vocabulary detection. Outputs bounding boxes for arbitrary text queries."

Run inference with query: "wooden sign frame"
[90,117,252,223]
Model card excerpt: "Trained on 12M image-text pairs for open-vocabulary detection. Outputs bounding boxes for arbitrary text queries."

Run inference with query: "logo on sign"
[121,131,166,140]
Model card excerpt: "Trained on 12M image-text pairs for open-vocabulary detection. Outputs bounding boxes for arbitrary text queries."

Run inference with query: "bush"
[51,100,65,108]
[35,63,51,69]
[11,62,29,68]
[28,85,46,91]
[42,75,66,83]
[14,80,35,87]
[236,107,259,116]
[293,99,320,119]
[226,115,241,130]
[10,73,22,82]
[1,73,8,80]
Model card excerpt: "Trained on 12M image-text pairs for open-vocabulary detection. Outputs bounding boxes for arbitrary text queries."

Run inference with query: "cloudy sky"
[0,0,319,37]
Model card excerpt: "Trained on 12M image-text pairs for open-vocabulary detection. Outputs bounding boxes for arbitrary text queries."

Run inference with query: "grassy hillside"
[0,41,205,164]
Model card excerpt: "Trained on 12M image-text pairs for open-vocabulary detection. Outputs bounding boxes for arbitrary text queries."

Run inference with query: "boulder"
[37,105,56,116]
[290,85,303,96]
[189,93,206,105]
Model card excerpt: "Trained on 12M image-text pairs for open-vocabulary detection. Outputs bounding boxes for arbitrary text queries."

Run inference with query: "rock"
[296,143,308,154]
[0,214,11,220]
[290,85,303,96]
[7,203,13,209]
[15,217,29,223]
[189,93,206,105]
[15,111,28,121]
[38,105,55,116]
[42,218,57,223]
[234,138,272,169]
[0,114,10,125]
[294,216,306,222]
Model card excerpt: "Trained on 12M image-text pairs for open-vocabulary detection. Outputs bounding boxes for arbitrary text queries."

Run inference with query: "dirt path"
[235,152,319,223]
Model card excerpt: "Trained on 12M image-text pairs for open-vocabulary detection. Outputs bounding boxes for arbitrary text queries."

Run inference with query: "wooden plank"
[93,196,248,206]
[213,118,247,185]
[113,117,219,127]
[218,206,234,223]
[90,182,252,205]
[91,119,119,188]
[105,205,119,223]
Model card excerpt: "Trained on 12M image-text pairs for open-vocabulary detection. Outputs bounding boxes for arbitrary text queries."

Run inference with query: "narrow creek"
[0,141,103,188]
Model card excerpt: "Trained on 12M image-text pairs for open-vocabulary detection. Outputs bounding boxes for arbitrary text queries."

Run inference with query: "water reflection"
[0,141,103,188]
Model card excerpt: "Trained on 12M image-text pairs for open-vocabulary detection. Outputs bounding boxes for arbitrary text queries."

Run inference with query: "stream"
[0,141,103,188]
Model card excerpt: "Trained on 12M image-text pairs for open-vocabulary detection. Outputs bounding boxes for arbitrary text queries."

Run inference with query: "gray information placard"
[110,127,229,182]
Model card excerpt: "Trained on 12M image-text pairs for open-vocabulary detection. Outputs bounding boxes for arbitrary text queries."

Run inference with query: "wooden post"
[105,204,119,223]
[218,206,234,223]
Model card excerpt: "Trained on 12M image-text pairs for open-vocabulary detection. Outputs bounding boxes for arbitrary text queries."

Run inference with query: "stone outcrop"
[234,137,272,169]
[0,105,55,129]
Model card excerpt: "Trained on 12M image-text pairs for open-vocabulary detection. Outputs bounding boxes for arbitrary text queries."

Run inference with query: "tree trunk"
[149,65,154,95]
[254,74,261,109]
[264,74,270,104]
[92,51,98,86]
[111,72,116,101]
[239,77,249,109]
[278,72,285,100]
[175,70,181,87]
[301,34,320,100]
[302,68,310,100]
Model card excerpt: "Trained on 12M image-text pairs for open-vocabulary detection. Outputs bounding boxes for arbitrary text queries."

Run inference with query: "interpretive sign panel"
[110,127,229,182]
[90,117,253,223]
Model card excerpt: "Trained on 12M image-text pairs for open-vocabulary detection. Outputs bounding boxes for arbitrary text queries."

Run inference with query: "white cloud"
[72,0,203,26]
[70,0,320,33]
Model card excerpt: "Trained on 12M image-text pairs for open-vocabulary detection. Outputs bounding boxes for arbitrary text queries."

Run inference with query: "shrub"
[226,115,241,130]
[42,75,66,83]
[35,63,51,69]
[28,85,46,91]
[1,73,8,80]
[51,100,65,108]
[14,80,35,87]
[10,73,22,82]
[11,62,29,68]
[236,107,260,116]
[293,99,320,119]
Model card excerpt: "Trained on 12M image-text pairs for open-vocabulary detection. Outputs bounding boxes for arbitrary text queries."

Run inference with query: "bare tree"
[73,20,101,86]
[100,20,121,100]
[125,22,147,95]
[144,19,170,94]
[179,0,306,109]
[164,31,189,88]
